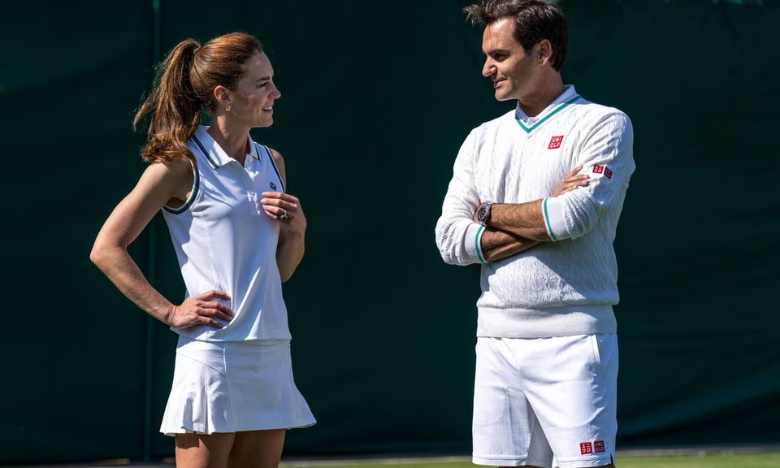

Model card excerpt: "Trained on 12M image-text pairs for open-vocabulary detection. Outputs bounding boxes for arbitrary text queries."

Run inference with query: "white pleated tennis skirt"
[160,336,316,436]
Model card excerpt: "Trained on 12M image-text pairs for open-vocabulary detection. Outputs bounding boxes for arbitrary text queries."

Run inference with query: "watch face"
[477,205,488,221]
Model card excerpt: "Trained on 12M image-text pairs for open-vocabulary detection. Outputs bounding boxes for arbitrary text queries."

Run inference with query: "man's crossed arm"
[475,167,588,262]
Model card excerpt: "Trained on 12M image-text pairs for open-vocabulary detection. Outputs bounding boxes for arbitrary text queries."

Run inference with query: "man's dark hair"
[464,0,568,71]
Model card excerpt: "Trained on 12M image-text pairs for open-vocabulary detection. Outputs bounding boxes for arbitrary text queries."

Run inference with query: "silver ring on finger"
[280,209,289,220]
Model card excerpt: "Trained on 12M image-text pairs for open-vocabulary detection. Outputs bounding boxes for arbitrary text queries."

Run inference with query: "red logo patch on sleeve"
[548,135,564,149]
[580,442,593,455]
[594,441,605,453]
[593,165,613,179]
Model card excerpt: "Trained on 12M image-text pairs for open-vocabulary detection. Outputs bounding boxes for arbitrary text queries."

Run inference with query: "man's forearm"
[487,200,552,241]
[480,227,540,262]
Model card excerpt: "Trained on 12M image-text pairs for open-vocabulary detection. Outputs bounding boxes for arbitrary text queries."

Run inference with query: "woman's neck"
[207,118,249,165]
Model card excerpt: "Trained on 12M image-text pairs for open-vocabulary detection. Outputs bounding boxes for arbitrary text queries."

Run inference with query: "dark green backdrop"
[1,0,778,464]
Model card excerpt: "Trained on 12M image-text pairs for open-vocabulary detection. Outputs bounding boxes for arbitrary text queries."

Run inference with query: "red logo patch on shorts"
[548,135,564,149]
[580,442,593,455]
[592,165,604,174]
[594,441,605,453]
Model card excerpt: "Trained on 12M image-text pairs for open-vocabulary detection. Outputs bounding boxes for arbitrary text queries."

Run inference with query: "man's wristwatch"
[476,202,493,226]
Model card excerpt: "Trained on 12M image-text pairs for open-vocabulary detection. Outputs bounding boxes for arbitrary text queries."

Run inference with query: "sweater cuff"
[542,197,568,242]
[465,223,487,263]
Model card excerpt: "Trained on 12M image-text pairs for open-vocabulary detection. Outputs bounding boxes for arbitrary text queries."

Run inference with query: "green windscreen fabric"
[0,0,155,463]
[561,0,780,446]
[0,0,777,464]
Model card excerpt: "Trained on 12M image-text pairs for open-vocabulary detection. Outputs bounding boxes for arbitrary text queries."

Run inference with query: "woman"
[90,32,315,468]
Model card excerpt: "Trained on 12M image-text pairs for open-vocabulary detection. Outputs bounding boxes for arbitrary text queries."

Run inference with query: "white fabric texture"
[162,126,290,341]
[434,85,635,338]
[472,334,618,468]
[160,336,316,435]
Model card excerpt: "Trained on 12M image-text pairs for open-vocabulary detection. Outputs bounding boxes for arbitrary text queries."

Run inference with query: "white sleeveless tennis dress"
[159,126,315,435]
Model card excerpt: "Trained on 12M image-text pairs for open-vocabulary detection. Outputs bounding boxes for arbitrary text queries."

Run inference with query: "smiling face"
[481,18,539,102]
[223,52,281,128]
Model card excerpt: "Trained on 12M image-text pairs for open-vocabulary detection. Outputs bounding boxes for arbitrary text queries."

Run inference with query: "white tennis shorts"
[473,334,618,468]
[160,336,316,436]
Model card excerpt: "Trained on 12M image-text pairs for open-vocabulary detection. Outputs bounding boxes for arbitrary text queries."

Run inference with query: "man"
[434,1,635,468]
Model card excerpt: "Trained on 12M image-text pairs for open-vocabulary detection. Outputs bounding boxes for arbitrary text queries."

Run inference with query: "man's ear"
[536,39,553,65]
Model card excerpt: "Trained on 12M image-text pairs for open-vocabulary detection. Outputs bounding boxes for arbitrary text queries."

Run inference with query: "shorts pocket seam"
[590,334,602,367]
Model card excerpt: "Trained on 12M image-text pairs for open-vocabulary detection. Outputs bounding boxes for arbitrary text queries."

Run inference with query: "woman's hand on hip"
[167,290,234,329]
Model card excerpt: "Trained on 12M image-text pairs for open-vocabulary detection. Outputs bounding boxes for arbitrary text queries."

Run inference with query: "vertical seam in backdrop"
[143,0,162,461]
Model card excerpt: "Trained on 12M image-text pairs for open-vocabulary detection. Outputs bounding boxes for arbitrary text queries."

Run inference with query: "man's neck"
[517,75,565,118]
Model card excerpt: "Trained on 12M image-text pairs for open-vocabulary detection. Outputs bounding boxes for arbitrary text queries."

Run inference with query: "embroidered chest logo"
[592,165,613,179]
[269,182,277,190]
[548,135,564,149]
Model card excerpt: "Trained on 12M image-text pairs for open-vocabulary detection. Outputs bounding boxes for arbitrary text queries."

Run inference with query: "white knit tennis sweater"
[435,86,635,338]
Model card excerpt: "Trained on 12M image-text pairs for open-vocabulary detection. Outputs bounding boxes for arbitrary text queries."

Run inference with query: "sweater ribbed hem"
[477,305,616,338]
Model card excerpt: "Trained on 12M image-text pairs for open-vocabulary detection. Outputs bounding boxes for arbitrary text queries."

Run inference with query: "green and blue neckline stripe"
[193,135,221,169]
[515,94,581,134]
[194,132,262,169]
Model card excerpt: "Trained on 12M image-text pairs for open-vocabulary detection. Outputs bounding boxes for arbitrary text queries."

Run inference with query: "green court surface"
[308,455,780,468]
[614,453,780,467]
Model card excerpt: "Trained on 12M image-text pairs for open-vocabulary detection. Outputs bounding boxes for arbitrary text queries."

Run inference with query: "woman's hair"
[133,32,263,163]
